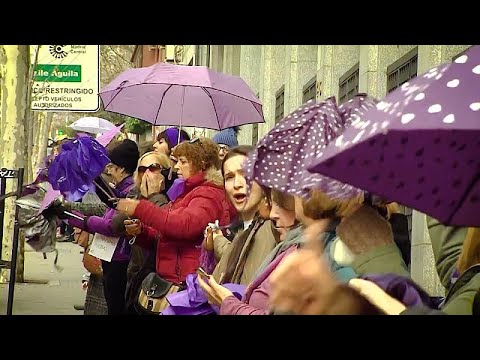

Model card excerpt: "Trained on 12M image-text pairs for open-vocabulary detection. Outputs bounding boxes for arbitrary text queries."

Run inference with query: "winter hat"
[108,139,140,175]
[213,127,239,148]
[162,127,190,150]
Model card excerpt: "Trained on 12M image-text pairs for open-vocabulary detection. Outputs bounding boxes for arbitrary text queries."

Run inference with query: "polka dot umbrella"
[307,45,480,227]
[243,96,375,199]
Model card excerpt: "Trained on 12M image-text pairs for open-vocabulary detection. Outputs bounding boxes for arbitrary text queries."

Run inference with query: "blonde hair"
[302,190,364,220]
[134,151,170,190]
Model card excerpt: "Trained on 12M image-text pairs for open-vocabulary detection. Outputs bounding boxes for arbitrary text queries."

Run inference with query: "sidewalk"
[0,241,87,315]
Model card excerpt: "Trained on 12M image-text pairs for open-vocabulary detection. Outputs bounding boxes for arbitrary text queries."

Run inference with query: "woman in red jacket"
[116,137,236,285]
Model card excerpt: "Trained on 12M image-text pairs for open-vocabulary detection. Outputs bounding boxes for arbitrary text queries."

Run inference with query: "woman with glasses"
[116,137,236,302]
[110,151,172,314]
[213,127,239,161]
[152,127,191,197]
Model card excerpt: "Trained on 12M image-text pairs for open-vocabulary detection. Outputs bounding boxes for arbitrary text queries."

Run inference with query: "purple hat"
[162,127,189,149]
[243,96,373,198]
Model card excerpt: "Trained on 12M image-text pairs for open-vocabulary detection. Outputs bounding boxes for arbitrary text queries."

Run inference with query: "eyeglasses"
[137,163,163,174]
[189,137,206,151]
[218,145,229,152]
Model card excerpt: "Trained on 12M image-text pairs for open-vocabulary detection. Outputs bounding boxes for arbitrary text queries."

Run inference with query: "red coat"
[133,170,236,284]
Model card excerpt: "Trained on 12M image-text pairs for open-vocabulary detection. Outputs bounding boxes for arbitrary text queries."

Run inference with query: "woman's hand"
[348,279,407,315]
[203,226,223,251]
[140,171,165,198]
[197,274,234,306]
[116,199,140,217]
[73,228,90,249]
[124,219,142,236]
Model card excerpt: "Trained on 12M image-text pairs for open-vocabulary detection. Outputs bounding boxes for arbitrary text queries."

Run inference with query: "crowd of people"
[44,106,479,316]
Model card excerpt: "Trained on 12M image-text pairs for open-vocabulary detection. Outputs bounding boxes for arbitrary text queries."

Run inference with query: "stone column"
[410,45,445,296]
[359,45,381,98]
[317,46,334,99]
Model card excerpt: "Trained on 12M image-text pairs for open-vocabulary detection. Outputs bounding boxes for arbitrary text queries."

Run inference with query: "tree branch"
[104,45,133,66]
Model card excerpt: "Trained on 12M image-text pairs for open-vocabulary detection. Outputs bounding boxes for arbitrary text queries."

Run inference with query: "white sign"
[31,45,100,112]
[88,233,120,262]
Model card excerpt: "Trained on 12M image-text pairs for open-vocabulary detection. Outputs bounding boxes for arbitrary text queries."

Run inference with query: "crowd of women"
[45,96,479,316]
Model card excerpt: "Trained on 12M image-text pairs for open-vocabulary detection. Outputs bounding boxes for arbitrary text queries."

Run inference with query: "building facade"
[178,44,472,296]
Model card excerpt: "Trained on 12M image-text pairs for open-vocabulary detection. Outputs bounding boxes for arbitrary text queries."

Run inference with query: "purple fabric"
[243,97,366,199]
[166,177,185,201]
[99,62,264,130]
[161,273,246,315]
[362,273,435,308]
[64,183,96,202]
[48,136,110,194]
[308,45,480,227]
[199,247,216,275]
[164,127,188,148]
[68,176,135,262]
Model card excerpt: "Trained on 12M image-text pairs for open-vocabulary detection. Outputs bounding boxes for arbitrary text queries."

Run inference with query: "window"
[386,48,419,238]
[452,46,472,62]
[339,63,359,104]
[386,47,418,93]
[275,86,285,124]
[302,76,317,104]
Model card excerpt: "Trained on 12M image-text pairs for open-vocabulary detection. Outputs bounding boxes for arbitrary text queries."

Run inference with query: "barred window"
[339,63,359,104]
[275,86,285,125]
[387,47,418,94]
[302,76,317,104]
[386,48,419,236]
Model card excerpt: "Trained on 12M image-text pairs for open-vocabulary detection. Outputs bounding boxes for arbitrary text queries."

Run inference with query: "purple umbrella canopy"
[308,45,480,226]
[243,97,366,199]
[99,62,264,130]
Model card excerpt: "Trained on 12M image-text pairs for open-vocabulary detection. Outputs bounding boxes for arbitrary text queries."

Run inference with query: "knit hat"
[108,139,140,175]
[162,127,190,150]
[213,127,238,148]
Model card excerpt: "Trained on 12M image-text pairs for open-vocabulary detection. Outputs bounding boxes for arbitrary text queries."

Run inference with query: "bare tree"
[0,46,29,283]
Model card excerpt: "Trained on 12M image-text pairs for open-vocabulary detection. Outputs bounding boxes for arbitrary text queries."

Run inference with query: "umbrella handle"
[63,211,85,221]
[93,179,117,201]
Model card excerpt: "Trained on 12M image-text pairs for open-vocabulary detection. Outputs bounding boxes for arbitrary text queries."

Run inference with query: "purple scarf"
[362,273,436,308]
[166,178,185,201]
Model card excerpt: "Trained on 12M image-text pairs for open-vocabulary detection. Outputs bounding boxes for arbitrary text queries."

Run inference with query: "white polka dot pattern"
[243,96,372,199]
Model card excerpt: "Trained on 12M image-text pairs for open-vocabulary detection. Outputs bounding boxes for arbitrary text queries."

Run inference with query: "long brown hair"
[221,145,254,176]
[302,189,363,220]
[220,145,260,284]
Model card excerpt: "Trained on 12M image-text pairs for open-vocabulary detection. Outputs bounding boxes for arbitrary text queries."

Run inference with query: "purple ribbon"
[161,274,246,315]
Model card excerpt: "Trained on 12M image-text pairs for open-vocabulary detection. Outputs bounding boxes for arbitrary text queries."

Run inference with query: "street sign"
[31,45,100,112]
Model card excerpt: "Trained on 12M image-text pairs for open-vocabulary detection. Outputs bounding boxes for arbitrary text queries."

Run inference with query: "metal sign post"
[0,168,24,315]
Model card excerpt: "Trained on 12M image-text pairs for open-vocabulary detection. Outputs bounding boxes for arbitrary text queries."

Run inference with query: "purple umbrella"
[308,45,480,226]
[99,62,264,130]
[243,97,365,199]
[48,136,110,195]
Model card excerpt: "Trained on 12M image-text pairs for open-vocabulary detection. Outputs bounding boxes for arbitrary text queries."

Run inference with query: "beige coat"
[212,218,277,286]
